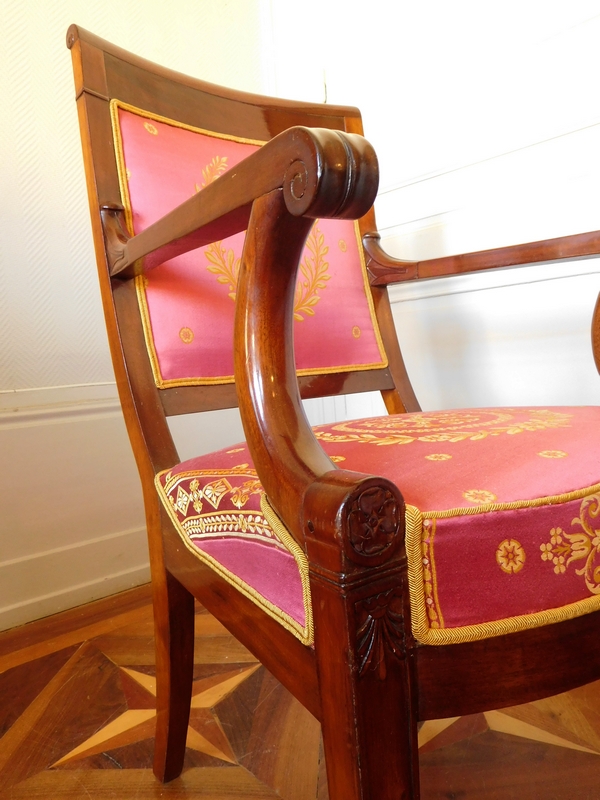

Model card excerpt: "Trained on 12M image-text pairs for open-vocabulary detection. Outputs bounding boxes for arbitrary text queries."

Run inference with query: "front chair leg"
[152,569,195,782]
[313,573,420,800]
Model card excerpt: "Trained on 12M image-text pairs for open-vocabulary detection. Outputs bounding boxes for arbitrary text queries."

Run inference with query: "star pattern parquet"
[1,585,600,798]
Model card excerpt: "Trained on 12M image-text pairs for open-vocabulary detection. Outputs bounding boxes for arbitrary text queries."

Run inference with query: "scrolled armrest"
[104,126,378,278]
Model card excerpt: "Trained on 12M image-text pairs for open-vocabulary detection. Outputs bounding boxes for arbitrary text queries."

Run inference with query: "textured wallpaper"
[0,0,267,393]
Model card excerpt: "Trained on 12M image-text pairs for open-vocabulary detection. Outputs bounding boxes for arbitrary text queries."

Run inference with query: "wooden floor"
[1,587,600,799]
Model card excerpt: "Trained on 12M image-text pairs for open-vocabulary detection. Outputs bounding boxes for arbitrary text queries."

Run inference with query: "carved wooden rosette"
[347,485,401,558]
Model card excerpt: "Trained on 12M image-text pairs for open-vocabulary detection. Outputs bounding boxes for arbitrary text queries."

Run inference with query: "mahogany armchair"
[68,25,600,799]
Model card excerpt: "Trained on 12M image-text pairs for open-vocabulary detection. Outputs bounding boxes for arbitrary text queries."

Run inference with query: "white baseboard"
[0,526,150,632]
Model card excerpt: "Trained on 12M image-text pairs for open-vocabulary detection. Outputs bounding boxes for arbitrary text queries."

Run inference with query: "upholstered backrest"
[111,102,388,389]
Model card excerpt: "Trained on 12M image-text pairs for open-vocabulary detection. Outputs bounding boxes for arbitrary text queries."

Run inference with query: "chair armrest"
[103,126,377,279]
[363,229,600,285]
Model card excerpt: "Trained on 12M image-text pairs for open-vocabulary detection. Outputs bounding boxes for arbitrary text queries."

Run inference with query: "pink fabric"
[117,107,386,385]
[157,407,600,634]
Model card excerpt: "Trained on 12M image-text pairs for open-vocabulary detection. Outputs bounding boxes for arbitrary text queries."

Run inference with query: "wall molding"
[386,256,600,305]
[0,526,150,632]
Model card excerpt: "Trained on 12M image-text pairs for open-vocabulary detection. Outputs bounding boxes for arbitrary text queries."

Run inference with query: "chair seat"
[156,406,600,646]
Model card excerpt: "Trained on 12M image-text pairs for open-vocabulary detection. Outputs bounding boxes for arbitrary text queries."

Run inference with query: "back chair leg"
[152,569,195,782]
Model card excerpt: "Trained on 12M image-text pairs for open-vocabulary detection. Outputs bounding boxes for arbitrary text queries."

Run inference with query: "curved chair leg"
[152,569,195,783]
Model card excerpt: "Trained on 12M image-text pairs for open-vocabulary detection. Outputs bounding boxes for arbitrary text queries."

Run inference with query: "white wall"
[0,0,264,631]
[268,0,600,411]
[2,1,599,630]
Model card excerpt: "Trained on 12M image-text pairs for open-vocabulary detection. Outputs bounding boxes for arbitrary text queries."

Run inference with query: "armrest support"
[364,229,600,285]
[233,136,404,552]
[104,126,377,279]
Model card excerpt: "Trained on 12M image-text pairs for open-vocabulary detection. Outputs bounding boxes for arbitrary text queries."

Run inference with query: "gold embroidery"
[405,498,600,645]
[154,466,313,645]
[230,479,263,509]
[496,539,526,574]
[464,490,497,505]
[539,450,568,458]
[314,410,572,447]
[195,155,228,191]
[338,239,347,252]
[293,225,331,321]
[352,326,361,339]
[540,494,600,592]
[201,479,232,509]
[174,486,190,515]
[205,241,240,300]
[425,453,452,461]
[179,327,194,343]
[330,455,346,462]
[110,100,388,389]
[227,448,245,454]
[144,122,158,135]
[422,519,443,629]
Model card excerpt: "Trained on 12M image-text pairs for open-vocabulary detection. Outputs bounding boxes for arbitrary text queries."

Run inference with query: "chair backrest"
[68,26,415,469]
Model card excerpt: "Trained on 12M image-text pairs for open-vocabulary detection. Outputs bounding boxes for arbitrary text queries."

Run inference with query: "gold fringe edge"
[405,496,600,646]
[109,99,387,388]
[154,470,313,645]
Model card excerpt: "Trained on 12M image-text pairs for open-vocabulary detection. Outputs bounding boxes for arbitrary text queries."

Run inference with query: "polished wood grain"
[2,586,600,799]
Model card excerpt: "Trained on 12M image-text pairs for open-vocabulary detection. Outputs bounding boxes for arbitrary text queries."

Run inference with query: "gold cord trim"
[405,487,600,645]
[155,469,313,645]
[110,100,387,388]
[260,495,314,646]
[425,481,600,519]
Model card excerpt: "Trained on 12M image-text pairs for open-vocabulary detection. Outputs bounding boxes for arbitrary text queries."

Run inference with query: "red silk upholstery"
[112,103,387,387]
[156,407,600,646]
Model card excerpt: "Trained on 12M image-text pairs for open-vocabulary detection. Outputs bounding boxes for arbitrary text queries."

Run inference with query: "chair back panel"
[112,102,388,388]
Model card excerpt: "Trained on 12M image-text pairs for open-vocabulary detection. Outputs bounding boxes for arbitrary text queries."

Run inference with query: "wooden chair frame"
[68,25,600,799]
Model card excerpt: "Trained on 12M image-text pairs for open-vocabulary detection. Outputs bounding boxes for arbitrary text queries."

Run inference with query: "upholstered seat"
[69,26,600,799]
[157,406,600,650]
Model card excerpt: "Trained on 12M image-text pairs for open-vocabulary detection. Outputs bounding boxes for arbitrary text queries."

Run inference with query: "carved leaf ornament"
[356,588,404,679]
[200,157,330,317]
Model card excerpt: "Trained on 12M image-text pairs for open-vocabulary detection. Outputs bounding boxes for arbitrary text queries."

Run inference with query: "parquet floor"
[1,586,600,798]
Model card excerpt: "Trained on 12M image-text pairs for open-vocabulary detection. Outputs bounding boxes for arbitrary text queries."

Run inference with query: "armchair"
[68,25,600,799]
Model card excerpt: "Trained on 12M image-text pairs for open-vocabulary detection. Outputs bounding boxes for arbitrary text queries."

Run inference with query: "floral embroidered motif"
[314,410,572,447]
[144,122,158,135]
[330,455,346,462]
[205,241,240,300]
[184,511,284,548]
[338,239,347,252]
[230,479,263,509]
[496,539,526,574]
[540,495,600,592]
[538,450,568,458]
[463,490,497,505]
[179,327,194,343]
[293,225,330,321]
[425,454,452,461]
[195,155,228,191]
[352,326,361,339]
[205,221,330,320]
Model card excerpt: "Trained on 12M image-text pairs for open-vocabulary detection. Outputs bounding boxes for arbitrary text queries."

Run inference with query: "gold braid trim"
[109,100,387,388]
[427,481,600,519]
[260,496,314,647]
[155,470,313,645]
[406,484,600,645]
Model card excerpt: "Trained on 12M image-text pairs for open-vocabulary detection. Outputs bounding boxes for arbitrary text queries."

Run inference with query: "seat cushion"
[156,406,600,646]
